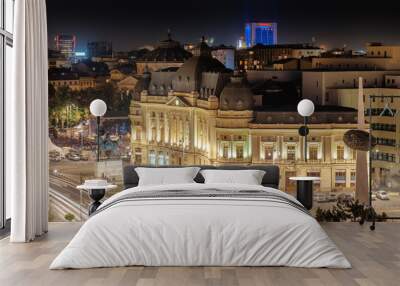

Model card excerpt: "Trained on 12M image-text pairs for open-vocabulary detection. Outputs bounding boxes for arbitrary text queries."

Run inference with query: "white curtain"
[8,0,49,242]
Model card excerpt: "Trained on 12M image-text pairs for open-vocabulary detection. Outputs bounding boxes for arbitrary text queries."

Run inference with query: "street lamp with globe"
[297,99,315,162]
[90,99,107,162]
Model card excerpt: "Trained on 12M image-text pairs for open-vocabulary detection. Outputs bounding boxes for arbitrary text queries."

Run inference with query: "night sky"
[47,0,400,52]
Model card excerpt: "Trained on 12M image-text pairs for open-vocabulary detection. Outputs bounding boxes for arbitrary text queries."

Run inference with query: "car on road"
[314,193,330,203]
[337,193,354,204]
[371,192,377,201]
[376,190,390,200]
[49,155,61,162]
[66,152,81,161]
[328,193,337,202]
[79,154,89,161]
[49,150,62,162]
[120,154,131,161]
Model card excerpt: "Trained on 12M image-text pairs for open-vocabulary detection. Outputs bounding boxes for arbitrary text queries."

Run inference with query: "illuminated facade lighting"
[54,34,76,59]
[245,22,277,47]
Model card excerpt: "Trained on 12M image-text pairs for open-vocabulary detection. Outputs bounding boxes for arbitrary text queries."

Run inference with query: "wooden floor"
[0,222,399,286]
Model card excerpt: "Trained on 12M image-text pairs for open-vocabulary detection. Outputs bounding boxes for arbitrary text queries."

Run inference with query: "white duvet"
[50,183,351,269]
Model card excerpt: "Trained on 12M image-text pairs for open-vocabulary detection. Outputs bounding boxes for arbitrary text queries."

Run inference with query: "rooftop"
[211,44,236,50]
[272,58,299,64]
[250,43,322,50]
[137,33,192,63]
[48,68,79,81]
[253,105,357,124]
[157,67,180,72]
[112,64,135,75]
[254,105,357,112]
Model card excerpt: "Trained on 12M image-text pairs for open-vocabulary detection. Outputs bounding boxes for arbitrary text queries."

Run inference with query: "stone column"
[164,113,169,144]
[146,112,151,142]
[277,136,282,160]
[209,116,217,161]
[346,169,351,189]
[251,135,259,162]
[193,115,198,149]
[156,112,160,142]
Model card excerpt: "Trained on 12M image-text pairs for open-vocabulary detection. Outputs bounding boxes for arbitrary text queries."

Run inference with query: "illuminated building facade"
[49,72,96,91]
[303,71,400,105]
[318,78,400,189]
[54,34,76,59]
[245,22,277,47]
[211,45,235,70]
[237,44,323,71]
[312,43,400,71]
[236,36,246,50]
[303,45,400,190]
[130,41,358,193]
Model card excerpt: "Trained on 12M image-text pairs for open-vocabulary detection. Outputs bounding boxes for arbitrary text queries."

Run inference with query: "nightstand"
[77,180,117,215]
[289,176,320,210]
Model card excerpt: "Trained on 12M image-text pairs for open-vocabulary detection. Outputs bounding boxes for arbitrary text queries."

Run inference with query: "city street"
[49,158,400,221]
[49,159,126,221]
[48,119,131,221]
[50,160,96,184]
[312,192,400,217]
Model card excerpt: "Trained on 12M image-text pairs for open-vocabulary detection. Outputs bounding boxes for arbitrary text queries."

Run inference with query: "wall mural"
[47,35,399,222]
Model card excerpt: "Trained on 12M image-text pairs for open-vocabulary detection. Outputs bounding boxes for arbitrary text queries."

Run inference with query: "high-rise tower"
[244,22,277,47]
[54,34,76,58]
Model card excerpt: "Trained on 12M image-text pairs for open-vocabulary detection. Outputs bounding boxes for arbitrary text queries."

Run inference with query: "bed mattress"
[50,183,351,269]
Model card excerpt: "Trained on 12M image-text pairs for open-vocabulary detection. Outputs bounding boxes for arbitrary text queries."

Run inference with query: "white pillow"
[135,167,201,186]
[200,169,266,185]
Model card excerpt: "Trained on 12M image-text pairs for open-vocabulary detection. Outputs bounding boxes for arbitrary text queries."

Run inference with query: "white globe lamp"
[90,99,107,162]
[297,99,315,162]
[297,99,315,117]
[90,99,107,117]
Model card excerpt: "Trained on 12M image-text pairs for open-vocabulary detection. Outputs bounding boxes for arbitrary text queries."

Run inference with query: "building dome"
[219,76,254,111]
[139,33,192,62]
[172,54,227,92]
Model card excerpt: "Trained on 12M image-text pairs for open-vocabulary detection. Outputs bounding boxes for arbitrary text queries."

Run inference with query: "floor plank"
[0,222,399,286]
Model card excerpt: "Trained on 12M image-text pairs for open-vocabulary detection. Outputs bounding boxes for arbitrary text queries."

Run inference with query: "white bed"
[50,183,351,269]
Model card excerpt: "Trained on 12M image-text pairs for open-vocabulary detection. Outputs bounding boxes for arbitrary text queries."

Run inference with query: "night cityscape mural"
[46,0,400,222]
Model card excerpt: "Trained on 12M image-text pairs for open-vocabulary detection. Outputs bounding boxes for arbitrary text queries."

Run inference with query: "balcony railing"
[258,159,356,165]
